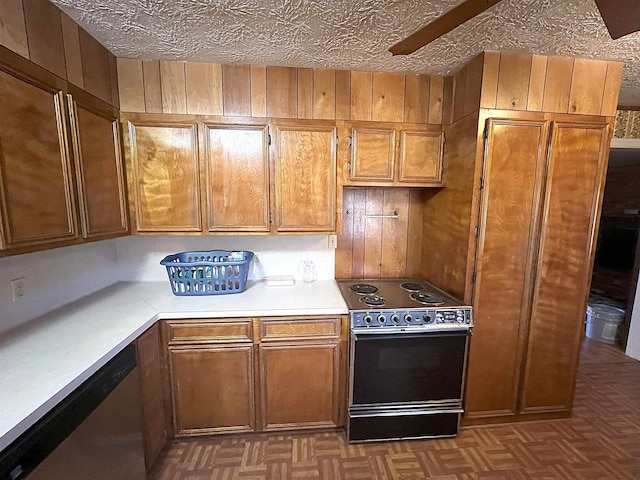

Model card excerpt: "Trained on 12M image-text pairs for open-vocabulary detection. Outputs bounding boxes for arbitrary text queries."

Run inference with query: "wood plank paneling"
[335,70,351,120]
[185,62,223,115]
[527,55,547,112]
[267,66,297,118]
[250,66,267,117]
[314,69,336,120]
[452,66,466,122]
[405,74,430,124]
[569,58,608,115]
[541,57,574,114]
[351,188,367,278]
[463,55,484,117]
[117,58,145,113]
[406,190,425,278]
[0,0,28,58]
[380,189,409,277]
[297,68,313,119]
[143,60,162,113]
[350,71,372,121]
[480,51,500,109]
[160,61,187,114]
[108,53,119,108]
[22,0,66,79]
[372,72,405,122]
[335,188,355,279]
[363,188,383,278]
[495,53,532,110]
[429,76,445,124]
[601,62,624,117]
[222,64,251,116]
[79,29,112,104]
[60,13,83,88]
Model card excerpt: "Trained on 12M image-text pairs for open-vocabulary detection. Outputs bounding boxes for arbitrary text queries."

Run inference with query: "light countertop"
[0,279,348,452]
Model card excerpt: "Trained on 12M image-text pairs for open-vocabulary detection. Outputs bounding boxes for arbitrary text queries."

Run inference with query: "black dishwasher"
[0,344,145,480]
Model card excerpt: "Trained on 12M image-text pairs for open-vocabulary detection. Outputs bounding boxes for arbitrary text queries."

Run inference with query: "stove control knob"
[404,313,412,323]
[390,314,400,324]
[363,315,373,325]
[377,314,386,324]
[423,314,433,324]
[436,313,444,323]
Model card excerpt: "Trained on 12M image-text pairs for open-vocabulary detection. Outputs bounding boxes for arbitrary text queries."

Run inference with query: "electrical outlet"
[328,235,338,249]
[10,277,26,302]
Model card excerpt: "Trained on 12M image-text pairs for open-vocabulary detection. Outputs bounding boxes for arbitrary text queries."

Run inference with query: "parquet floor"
[149,338,640,479]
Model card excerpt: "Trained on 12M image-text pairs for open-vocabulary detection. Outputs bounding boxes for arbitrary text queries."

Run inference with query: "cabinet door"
[136,324,168,471]
[350,126,396,182]
[274,123,337,232]
[0,69,77,250]
[398,129,444,184]
[128,122,201,232]
[203,123,270,232]
[520,122,609,415]
[259,342,340,431]
[465,119,549,421]
[169,345,255,435]
[68,94,128,239]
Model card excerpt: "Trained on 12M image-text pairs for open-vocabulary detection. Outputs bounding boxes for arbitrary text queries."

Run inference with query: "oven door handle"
[352,331,471,341]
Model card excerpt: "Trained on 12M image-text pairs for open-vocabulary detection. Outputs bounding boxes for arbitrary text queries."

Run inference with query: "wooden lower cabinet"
[169,345,255,435]
[164,316,345,437]
[136,324,169,471]
[259,342,340,431]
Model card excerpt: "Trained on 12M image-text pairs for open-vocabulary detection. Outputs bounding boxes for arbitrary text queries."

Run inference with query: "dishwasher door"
[0,345,145,480]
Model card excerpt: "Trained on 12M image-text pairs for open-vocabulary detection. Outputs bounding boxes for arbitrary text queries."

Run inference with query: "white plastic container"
[586,304,625,344]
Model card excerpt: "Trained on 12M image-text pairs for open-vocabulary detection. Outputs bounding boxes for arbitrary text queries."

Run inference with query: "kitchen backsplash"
[114,235,335,282]
[0,236,336,335]
[0,241,120,335]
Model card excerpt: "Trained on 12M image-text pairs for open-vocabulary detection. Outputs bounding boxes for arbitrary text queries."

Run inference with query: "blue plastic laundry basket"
[160,250,253,296]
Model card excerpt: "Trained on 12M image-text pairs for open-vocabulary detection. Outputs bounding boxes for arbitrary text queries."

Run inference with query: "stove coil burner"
[400,282,424,292]
[410,292,444,306]
[350,283,379,295]
[360,295,386,307]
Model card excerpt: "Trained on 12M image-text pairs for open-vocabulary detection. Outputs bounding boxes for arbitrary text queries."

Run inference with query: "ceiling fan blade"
[594,0,640,40]
[389,0,503,56]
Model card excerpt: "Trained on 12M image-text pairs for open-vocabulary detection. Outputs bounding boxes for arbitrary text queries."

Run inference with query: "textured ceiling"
[50,0,640,106]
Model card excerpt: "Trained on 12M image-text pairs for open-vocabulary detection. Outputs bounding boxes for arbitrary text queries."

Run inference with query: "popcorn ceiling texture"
[50,0,640,105]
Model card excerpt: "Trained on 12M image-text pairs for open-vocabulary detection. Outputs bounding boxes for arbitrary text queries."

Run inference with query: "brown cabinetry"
[258,316,342,431]
[136,323,169,471]
[166,319,255,435]
[127,121,201,233]
[164,316,345,436]
[0,49,128,256]
[464,115,610,423]
[68,90,128,239]
[273,121,338,232]
[345,122,444,187]
[202,121,270,232]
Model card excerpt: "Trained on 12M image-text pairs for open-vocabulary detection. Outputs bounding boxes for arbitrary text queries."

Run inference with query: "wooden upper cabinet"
[203,122,270,232]
[346,122,444,187]
[273,122,337,232]
[398,129,444,184]
[128,121,202,232]
[0,67,77,251]
[68,93,128,239]
[350,126,396,181]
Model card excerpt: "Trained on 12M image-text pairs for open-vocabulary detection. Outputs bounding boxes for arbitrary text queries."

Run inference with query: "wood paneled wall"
[0,0,119,107]
[335,187,425,279]
[448,52,623,124]
[117,59,445,124]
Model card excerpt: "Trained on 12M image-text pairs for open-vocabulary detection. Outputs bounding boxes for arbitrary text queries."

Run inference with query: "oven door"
[349,330,470,407]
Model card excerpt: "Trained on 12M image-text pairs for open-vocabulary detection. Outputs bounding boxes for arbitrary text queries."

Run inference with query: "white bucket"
[586,304,625,344]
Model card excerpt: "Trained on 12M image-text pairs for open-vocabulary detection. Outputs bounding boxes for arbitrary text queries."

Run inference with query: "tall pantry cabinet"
[422,52,623,424]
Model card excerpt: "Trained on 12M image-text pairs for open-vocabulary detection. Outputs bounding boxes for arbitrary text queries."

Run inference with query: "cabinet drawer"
[166,319,253,344]
[259,317,341,342]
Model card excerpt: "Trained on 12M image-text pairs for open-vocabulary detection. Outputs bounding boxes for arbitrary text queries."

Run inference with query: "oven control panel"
[351,308,472,329]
